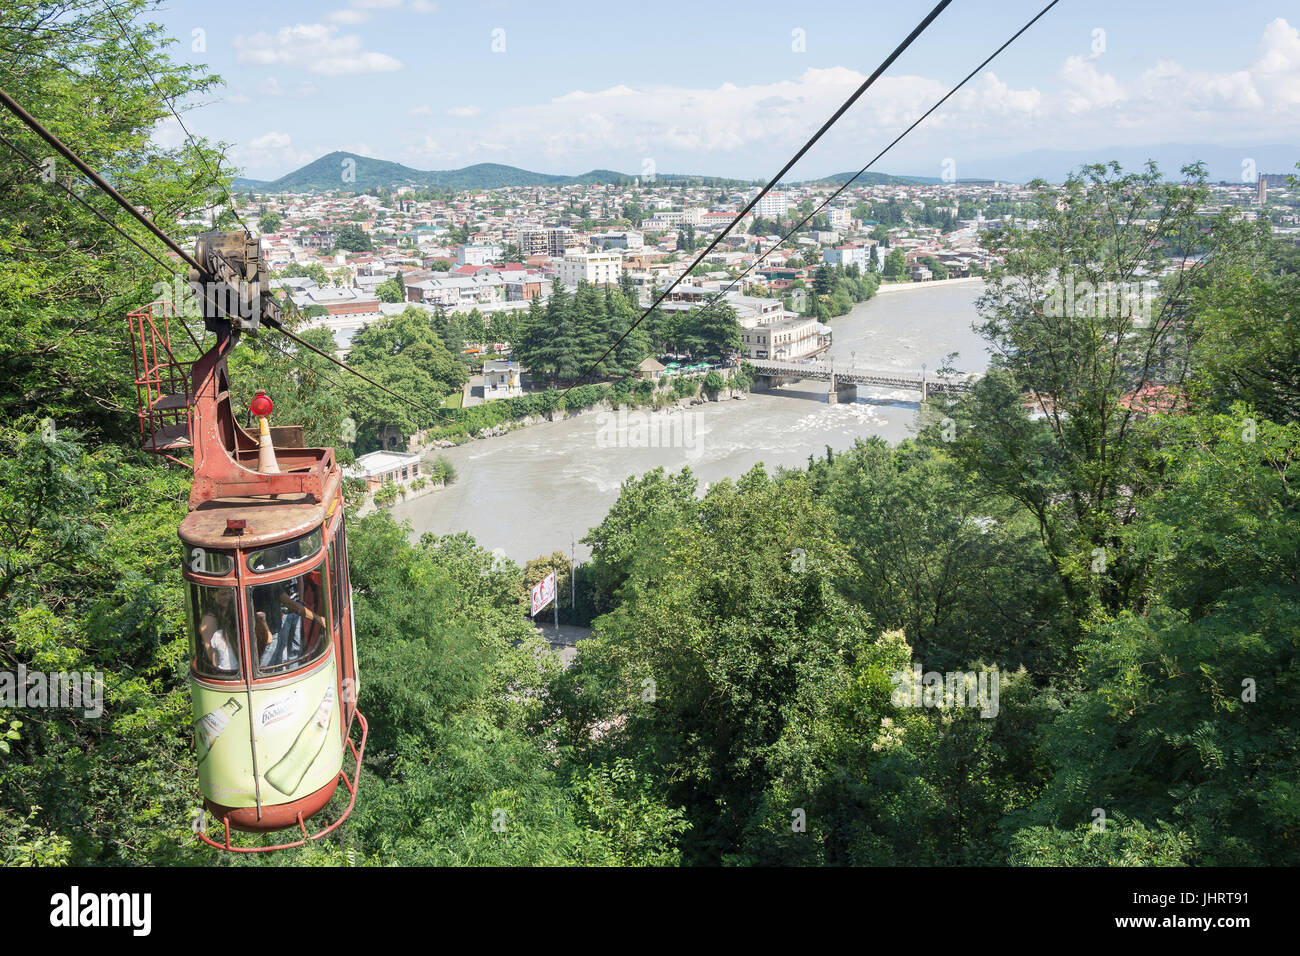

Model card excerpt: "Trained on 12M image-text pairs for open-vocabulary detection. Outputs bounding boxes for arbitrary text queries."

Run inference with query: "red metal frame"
[196,709,368,853]
[127,300,338,507]
[127,301,194,467]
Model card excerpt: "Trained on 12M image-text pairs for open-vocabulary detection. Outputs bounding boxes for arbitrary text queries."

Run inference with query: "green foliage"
[513,281,650,386]
[882,248,908,279]
[334,223,373,252]
[1,11,1295,871]
[956,162,1252,619]
[375,276,405,303]
[429,455,457,484]
[344,308,468,449]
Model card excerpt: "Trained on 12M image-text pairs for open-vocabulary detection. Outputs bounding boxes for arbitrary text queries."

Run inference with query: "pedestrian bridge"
[747,359,977,403]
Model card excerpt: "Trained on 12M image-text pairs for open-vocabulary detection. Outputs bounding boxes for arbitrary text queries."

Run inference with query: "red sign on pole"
[530,572,556,617]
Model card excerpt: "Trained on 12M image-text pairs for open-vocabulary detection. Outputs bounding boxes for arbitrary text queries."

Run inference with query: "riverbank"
[391,281,986,562]
[874,276,984,295]
[409,367,747,452]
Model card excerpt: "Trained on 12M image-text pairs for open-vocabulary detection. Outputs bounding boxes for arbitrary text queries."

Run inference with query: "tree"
[257,211,282,234]
[952,161,1249,618]
[882,248,907,279]
[335,223,372,252]
[920,255,949,280]
[376,276,405,302]
[345,308,468,448]
[812,264,835,296]
[278,262,331,286]
[555,467,868,863]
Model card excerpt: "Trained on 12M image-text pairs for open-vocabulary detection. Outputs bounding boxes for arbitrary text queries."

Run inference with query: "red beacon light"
[250,390,274,418]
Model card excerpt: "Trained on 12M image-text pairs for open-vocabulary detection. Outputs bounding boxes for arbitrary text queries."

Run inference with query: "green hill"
[232,152,774,193]
[808,170,943,186]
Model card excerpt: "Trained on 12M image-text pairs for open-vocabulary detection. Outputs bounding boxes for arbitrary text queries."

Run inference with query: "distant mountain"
[231,152,757,193]
[806,170,942,186]
[955,143,1299,184]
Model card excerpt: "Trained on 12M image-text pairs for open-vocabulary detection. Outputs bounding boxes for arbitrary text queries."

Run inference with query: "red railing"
[127,301,194,465]
[195,709,368,854]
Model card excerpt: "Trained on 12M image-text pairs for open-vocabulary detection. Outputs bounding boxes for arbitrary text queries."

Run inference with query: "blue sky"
[148,0,1300,181]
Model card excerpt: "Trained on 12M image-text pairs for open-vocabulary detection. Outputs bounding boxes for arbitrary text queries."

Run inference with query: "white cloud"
[326,9,370,25]
[446,105,481,117]
[398,66,1041,169]
[410,0,439,12]
[1060,56,1125,113]
[234,131,315,175]
[250,131,292,149]
[234,23,402,76]
[259,76,319,98]
[409,105,432,116]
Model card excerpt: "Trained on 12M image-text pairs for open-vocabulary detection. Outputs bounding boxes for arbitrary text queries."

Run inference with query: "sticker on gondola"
[260,690,302,728]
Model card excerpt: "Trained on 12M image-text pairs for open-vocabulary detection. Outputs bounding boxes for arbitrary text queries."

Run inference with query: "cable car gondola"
[128,231,367,852]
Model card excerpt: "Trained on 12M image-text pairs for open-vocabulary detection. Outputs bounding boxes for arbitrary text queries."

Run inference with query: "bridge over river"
[747,358,978,403]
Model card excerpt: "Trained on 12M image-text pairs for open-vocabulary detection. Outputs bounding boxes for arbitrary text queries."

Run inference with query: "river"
[390,279,989,562]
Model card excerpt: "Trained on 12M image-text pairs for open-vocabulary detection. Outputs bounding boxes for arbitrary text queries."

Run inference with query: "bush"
[373,483,399,508]
[431,455,457,484]
[702,370,725,393]
[733,362,756,391]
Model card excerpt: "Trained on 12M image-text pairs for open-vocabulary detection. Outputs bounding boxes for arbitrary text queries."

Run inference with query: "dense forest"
[1,2,1298,866]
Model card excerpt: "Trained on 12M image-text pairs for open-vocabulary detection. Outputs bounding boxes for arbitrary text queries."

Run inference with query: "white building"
[739,315,826,361]
[483,359,523,400]
[557,250,623,288]
[457,244,503,266]
[822,244,872,271]
[346,450,423,490]
[755,193,788,219]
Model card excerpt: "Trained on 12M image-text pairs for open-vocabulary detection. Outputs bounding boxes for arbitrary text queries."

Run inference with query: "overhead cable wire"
[562,0,953,394]
[0,85,202,271]
[0,85,461,428]
[660,0,1066,352]
[102,2,253,234]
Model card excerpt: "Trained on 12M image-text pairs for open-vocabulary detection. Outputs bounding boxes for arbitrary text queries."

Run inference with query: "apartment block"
[557,250,623,288]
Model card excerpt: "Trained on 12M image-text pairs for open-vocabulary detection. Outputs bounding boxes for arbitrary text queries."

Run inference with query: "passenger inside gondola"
[249,568,327,673]
[193,585,240,677]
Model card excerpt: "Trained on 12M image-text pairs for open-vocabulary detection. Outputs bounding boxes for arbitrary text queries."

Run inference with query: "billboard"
[530,572,556,617]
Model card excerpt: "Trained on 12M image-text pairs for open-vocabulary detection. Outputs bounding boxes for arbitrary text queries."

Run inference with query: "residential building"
[755,193,788,219]
[739,314,825,361]
[823,244,871,271]
[483,359,524,400]
[458,244,503,266]
[557,250,622,288]
[346,450,422,490]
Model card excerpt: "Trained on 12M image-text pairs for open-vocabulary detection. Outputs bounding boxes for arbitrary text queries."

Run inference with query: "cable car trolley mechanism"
[129,230,367,853]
